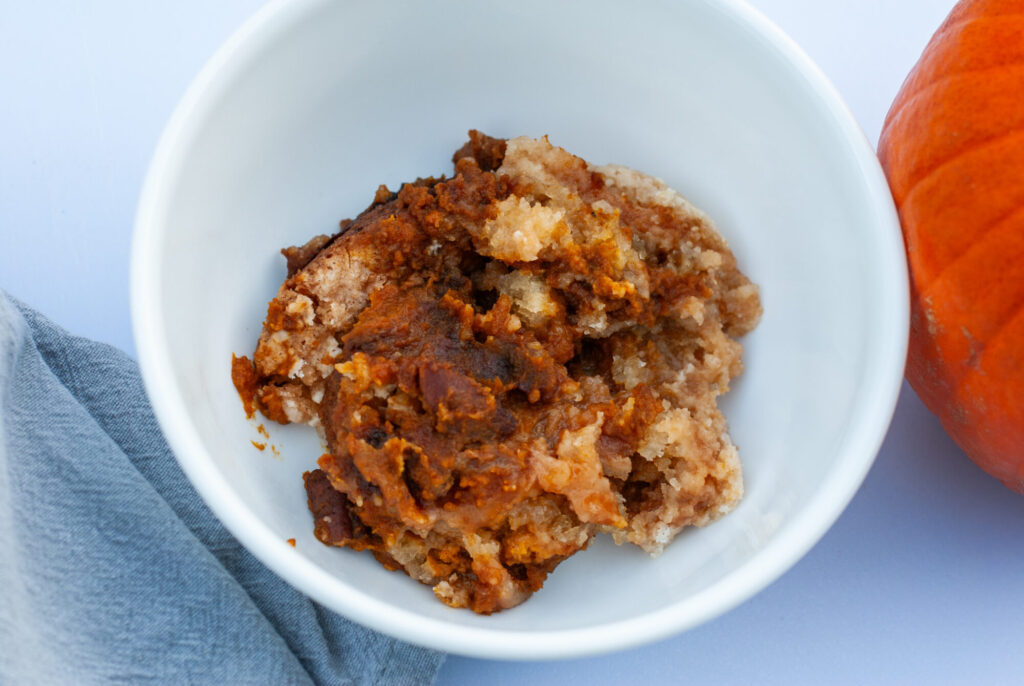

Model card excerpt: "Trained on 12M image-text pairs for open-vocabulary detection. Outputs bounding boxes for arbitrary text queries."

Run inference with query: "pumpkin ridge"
[880,82,934,141]
[881,12,1012,110]
[880,14,1024,158]
[896,126,1024,207]
[918,201,1024,292]
[884,59,1024,134]
[960,292,1024,361]
[926,11,1024,50]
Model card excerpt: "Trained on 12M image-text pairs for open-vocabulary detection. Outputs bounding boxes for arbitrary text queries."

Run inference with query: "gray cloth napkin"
[0,292,445,686]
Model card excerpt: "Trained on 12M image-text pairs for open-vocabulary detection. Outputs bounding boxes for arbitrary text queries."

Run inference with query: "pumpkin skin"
[878,0,1024,493]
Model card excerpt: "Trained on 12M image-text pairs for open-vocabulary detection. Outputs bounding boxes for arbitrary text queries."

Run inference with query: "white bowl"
[132,0,907,660]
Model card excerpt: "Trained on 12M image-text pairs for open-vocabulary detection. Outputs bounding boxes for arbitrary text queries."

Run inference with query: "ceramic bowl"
[132,0,908,659]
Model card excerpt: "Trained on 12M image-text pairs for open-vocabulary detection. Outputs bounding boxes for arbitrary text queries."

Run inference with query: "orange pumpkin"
[878,0,1024,492]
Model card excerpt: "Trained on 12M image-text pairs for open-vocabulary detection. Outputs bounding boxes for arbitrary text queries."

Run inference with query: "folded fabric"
[0,292,445,685]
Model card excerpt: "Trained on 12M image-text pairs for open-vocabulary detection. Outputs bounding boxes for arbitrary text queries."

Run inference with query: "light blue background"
[3,1,1023,683]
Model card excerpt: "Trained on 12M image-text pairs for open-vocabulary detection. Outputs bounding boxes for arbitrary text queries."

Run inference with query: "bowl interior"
[135,0,905,657]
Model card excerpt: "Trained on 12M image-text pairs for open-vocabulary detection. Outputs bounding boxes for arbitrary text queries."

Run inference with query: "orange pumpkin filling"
[233,132,761,612]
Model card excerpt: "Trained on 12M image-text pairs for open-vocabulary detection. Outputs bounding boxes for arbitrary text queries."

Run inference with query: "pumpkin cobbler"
[232,131,762,613]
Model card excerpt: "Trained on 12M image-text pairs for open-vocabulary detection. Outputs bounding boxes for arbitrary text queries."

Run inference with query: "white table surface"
[4,1,1024,684]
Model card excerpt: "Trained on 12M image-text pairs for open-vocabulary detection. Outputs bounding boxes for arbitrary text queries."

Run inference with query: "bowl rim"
[132,0,909,660]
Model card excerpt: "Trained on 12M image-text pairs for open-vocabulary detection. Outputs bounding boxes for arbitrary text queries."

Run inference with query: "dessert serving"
[232,131,761,613]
